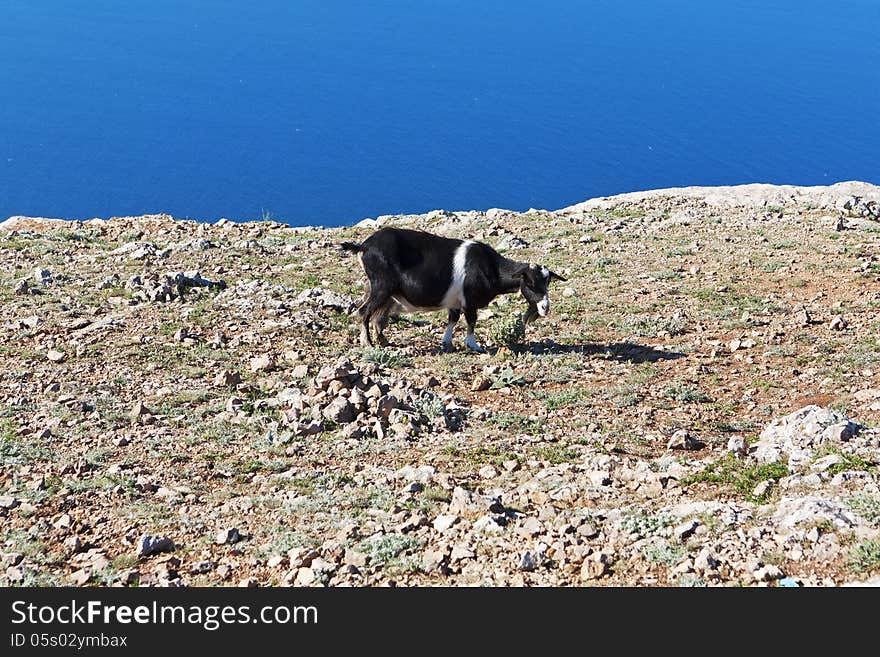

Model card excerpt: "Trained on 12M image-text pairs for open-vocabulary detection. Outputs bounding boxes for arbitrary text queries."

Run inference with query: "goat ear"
[514,263,530,279]
[549,271,567,282]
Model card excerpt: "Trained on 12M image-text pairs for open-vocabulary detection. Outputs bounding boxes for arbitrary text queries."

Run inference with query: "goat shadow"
[457,340,685,364]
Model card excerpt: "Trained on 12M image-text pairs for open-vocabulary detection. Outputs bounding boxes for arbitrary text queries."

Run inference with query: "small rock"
[250,354,275,373]
[0,495,19,509]
[674,519,699,540]
[752,480,773,498]
[577,522,599,539]
[519,551,539,572]
[667,429,700,450]
[753,564,784,582]
[294,567,316,586]
[53,513,73,530]
[215,528,240,545]
[562,287,577,298]
[70,569,91,586]
[450,545,475,562]
[129,400,151,421]
[822,421,859,442]
[422,549,447,574]
[829,315,847,331]
[395,465,436,484]
[344,549,369,568]
[188,560,217,574]
[727,436,748,456]
[64,536,83,553]
[136,534,174,557]
[47,350,66,363]
[471,376,492,392]
[694,550,720,572]
[580,553,611,581]
[810,454,845,472]
[473,514,507,534]
[433,514,460,532]
[478,465,499,479]
[213,369,241,387]
[287,548,318,568]
[799,305,812,326]
[33,268,52,283]
[322,396,356,424]
[291,364,309,378]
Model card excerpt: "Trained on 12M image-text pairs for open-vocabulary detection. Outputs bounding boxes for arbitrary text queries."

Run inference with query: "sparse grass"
[485,412,543,435]
[682,454,789,503]
[442,444,521,468]
[531,387,591,411]
[662,382,712,404]
[818,448,876,475]
[359,347,411,369]
[618,511,677,537]
[607,385,642,408]
[410,392,445,421]
[846,494,880,526]
[609,206,646,218]
[531,444,578,464]
[0,427,56,466]
[677,574,707,587]
[357,534,424,573]
[259,528,317,557]
[642,543,687,566]
[847,539,880,574]
[5,530,51,563]
[620,315,688,337]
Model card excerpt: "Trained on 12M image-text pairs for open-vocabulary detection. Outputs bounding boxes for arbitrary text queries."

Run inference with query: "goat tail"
[339,241,363,254]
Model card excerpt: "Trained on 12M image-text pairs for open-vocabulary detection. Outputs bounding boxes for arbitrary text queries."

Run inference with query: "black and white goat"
[340,227,566,352]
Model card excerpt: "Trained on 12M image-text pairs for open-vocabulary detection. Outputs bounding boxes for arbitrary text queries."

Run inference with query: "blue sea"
[1,1,878,227]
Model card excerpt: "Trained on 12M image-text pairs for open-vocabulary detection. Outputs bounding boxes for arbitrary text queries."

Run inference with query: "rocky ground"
[2,181,880,587]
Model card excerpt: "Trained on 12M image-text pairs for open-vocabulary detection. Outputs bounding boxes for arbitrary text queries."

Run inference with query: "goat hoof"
[441,342,456,353]
[376,336,389,347]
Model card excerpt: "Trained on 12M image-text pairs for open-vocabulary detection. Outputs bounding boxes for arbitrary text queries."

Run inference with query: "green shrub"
[488,313,526,347]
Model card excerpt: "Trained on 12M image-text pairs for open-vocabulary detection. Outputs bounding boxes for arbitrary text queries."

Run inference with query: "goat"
[340,227,566,352]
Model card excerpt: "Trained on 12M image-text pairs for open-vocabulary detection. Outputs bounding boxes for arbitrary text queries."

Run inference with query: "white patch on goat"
[441,240,473,310]
[537,296,550,317]
[442,322,455,348]
[540,266,549,280]
[465,332,483,353]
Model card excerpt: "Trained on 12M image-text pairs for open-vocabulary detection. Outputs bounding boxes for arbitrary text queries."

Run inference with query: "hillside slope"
[2,182,879,587]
